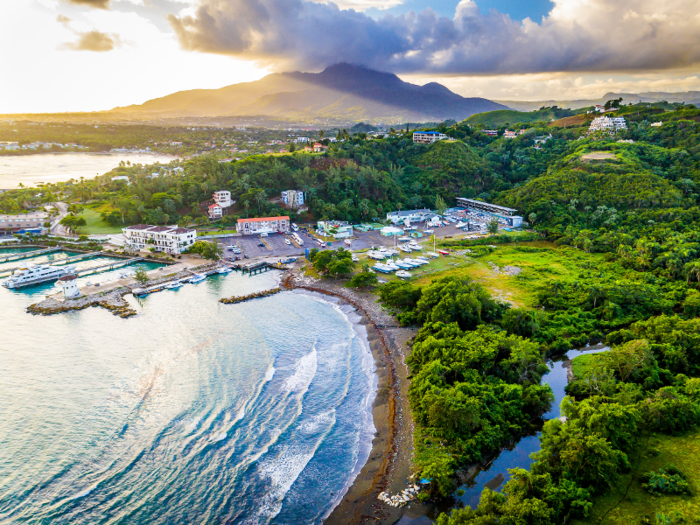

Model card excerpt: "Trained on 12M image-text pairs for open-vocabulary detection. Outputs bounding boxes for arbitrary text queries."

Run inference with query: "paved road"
[50,202,70,236]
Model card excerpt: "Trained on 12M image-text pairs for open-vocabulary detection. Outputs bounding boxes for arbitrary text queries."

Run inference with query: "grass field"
[572,429,700,525]
[78,208,123,235]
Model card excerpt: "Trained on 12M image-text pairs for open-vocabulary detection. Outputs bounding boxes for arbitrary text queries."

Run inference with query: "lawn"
[78,208,124,235]
[572,429,700,525]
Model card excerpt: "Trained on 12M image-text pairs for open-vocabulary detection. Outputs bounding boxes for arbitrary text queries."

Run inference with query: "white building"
[412,131,448,144]
[57,275,80,299]
[387,209,435,225]
[294,137,310,143]
[0,141,19,150]
[281,190,305,208]
[213,190,233,208]
[122,224,197,255]
[589,116,627,133]
[208,203,223,219]
[112,175,130,184]
[236,216,290,235]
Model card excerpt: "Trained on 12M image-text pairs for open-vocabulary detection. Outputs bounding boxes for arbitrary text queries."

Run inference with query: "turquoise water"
[0,271,376,524]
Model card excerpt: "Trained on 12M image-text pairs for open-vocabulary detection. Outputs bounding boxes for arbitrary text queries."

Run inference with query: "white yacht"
[396,270,412,279]
[3,264,77,289]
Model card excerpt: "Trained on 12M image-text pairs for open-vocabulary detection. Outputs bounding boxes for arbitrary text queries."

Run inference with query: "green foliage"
[348,267,378,289]
[311,247,355,278]
[133,266,149,285]
[641,466,692,496]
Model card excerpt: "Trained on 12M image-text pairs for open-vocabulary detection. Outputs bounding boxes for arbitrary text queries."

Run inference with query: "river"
[0,153,178,188]
[0,267,376,524]
[429,345,610,517]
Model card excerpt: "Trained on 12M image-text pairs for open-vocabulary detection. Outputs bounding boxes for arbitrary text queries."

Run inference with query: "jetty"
[220,287,282,304]
[51,251,104,266]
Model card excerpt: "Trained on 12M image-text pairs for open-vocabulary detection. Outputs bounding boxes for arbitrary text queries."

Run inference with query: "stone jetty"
[27,286,137,318]
[219,287,281,304]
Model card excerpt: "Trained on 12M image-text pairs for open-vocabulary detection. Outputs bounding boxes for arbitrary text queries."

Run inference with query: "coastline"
[284,270,428,525]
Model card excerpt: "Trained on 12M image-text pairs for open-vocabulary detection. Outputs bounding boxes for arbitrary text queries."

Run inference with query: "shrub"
[640,465,692,496]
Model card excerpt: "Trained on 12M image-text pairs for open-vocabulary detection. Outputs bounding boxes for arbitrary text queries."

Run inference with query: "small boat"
[217,266,232,274]
[396,270,412,279]
[438,250,450,256]
[399,245,412,253]
[402,259,421,268]
[378,246,387,252]
[384,260,400,271]
[189,273,207,283]
[414,257,431,264]
[372,263,393,274]
[166,281,183,289]
[426,252,440,258]
[367,251,386,260]
[351,255,359,262]
[394,260,413,270]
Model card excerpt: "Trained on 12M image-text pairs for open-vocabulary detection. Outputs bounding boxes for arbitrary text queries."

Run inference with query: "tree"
[487,218,499,234]
[435,194,448,215]
[201,241,224,261]
[134,266,149,285]
[348,267,379,289]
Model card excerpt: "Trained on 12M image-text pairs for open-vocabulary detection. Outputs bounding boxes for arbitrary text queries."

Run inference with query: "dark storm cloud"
[61,0,111,9]
[167,0,700,74]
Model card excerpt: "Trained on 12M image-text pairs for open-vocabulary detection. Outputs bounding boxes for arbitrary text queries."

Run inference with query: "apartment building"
[236,216,290,235]
[122,224,197,254]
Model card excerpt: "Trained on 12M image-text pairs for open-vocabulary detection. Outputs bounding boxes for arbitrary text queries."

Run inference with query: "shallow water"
[0,271,376,524]
[0,153,177,188]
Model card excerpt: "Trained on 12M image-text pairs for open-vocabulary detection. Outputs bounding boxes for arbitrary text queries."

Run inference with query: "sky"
[1,0,700,113]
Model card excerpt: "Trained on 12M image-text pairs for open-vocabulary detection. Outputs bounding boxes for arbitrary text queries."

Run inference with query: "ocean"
[0,267,376,524]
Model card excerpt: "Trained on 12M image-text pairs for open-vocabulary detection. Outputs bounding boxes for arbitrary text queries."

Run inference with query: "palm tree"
[589,286,605,308]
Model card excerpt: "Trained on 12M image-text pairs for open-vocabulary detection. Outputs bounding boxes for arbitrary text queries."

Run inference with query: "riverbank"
[283,269,428,525]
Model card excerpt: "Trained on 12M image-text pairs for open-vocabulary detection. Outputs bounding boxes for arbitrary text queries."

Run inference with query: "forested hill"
[112,63,506,122]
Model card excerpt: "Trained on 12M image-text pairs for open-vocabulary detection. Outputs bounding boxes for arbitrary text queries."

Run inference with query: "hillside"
[112,63,507,123]
[462,107,584,128]
[496,91,700,112]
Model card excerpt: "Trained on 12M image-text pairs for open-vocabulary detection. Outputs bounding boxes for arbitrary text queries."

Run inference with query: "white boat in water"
[3,264,77,289]
[189,273,207,283]
[217,266,232,274]
[396,270,412,279]
[165,281,184,289]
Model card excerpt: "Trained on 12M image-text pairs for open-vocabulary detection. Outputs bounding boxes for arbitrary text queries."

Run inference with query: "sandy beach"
[284,269,431,525]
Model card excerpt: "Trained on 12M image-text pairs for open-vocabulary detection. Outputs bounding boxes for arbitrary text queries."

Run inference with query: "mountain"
[496,91,700,112]
[111,63,507,123]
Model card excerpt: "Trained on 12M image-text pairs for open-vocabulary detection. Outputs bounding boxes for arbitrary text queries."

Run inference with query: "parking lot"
[216,232,307,260]
[213,222,476,260]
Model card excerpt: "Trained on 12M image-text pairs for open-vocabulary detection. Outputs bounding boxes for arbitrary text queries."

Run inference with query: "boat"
[165,281,184,289]
[2,264,77,289]
[387,249,399,256]
[217,266,232,274]
[394,260,413,269]
[402,259,422,268]
[367,251,386,260]
[384,260,400,271]
[351,255,359,262]
[398,237,411,242]
[372,263,393,274]
[426,252,440,258]
[378,246,387,252]
[189,273,207,283]
[414,257,431,264]
[399,245,412,253]
[396,270,412,279]
[438,250,451,256]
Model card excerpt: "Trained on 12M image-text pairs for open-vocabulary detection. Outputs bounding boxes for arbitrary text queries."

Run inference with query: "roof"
[209,203,221,209]
[171,228,194,234]
[148,226,172,232]
[58,275,78,281]
[238,216,290,223]
[124,224,153,230]
[388,209,432,217]
[457,198,517,213]
[413,131,443,135]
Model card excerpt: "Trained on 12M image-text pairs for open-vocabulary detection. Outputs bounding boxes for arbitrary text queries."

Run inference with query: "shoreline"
[284,271,429,525]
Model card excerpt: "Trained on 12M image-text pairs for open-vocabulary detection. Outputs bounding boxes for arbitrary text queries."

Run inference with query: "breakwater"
[219,287,281,304]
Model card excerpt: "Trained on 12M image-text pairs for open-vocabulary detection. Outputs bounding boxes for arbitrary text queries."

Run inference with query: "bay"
[0,153,178,189]
[0,270,376,524]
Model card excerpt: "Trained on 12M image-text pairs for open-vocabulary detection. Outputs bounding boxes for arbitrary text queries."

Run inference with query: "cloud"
[57,15,123,51]
[61,0,111,8]
[167,0,700,75]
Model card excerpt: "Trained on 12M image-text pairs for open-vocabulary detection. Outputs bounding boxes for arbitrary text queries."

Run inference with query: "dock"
[76,257,144,277]
[51,251,103,266]
[0,246,61,264]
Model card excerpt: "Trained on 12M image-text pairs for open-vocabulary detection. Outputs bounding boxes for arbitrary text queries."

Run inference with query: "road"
[50,202,70,236]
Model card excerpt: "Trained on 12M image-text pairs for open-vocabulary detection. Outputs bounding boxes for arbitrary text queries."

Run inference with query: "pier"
[76,257,144,277]
[0,246,61,264]
[51,251,103,266]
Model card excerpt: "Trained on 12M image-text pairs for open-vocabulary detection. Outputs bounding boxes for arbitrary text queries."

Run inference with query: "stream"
[432,344,610,516]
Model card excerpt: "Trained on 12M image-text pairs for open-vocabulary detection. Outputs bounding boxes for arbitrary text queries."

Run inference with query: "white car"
[424,229,434,234]
[285,239,291,245]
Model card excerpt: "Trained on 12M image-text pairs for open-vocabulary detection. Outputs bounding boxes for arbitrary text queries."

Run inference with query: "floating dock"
[0,246,61,264]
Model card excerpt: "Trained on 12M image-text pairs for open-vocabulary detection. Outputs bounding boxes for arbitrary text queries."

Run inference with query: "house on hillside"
[281,190,304,208]
[313,143,327,152]
[412,131,448,144]
[208,203,223,219]
[589,116,627,132]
